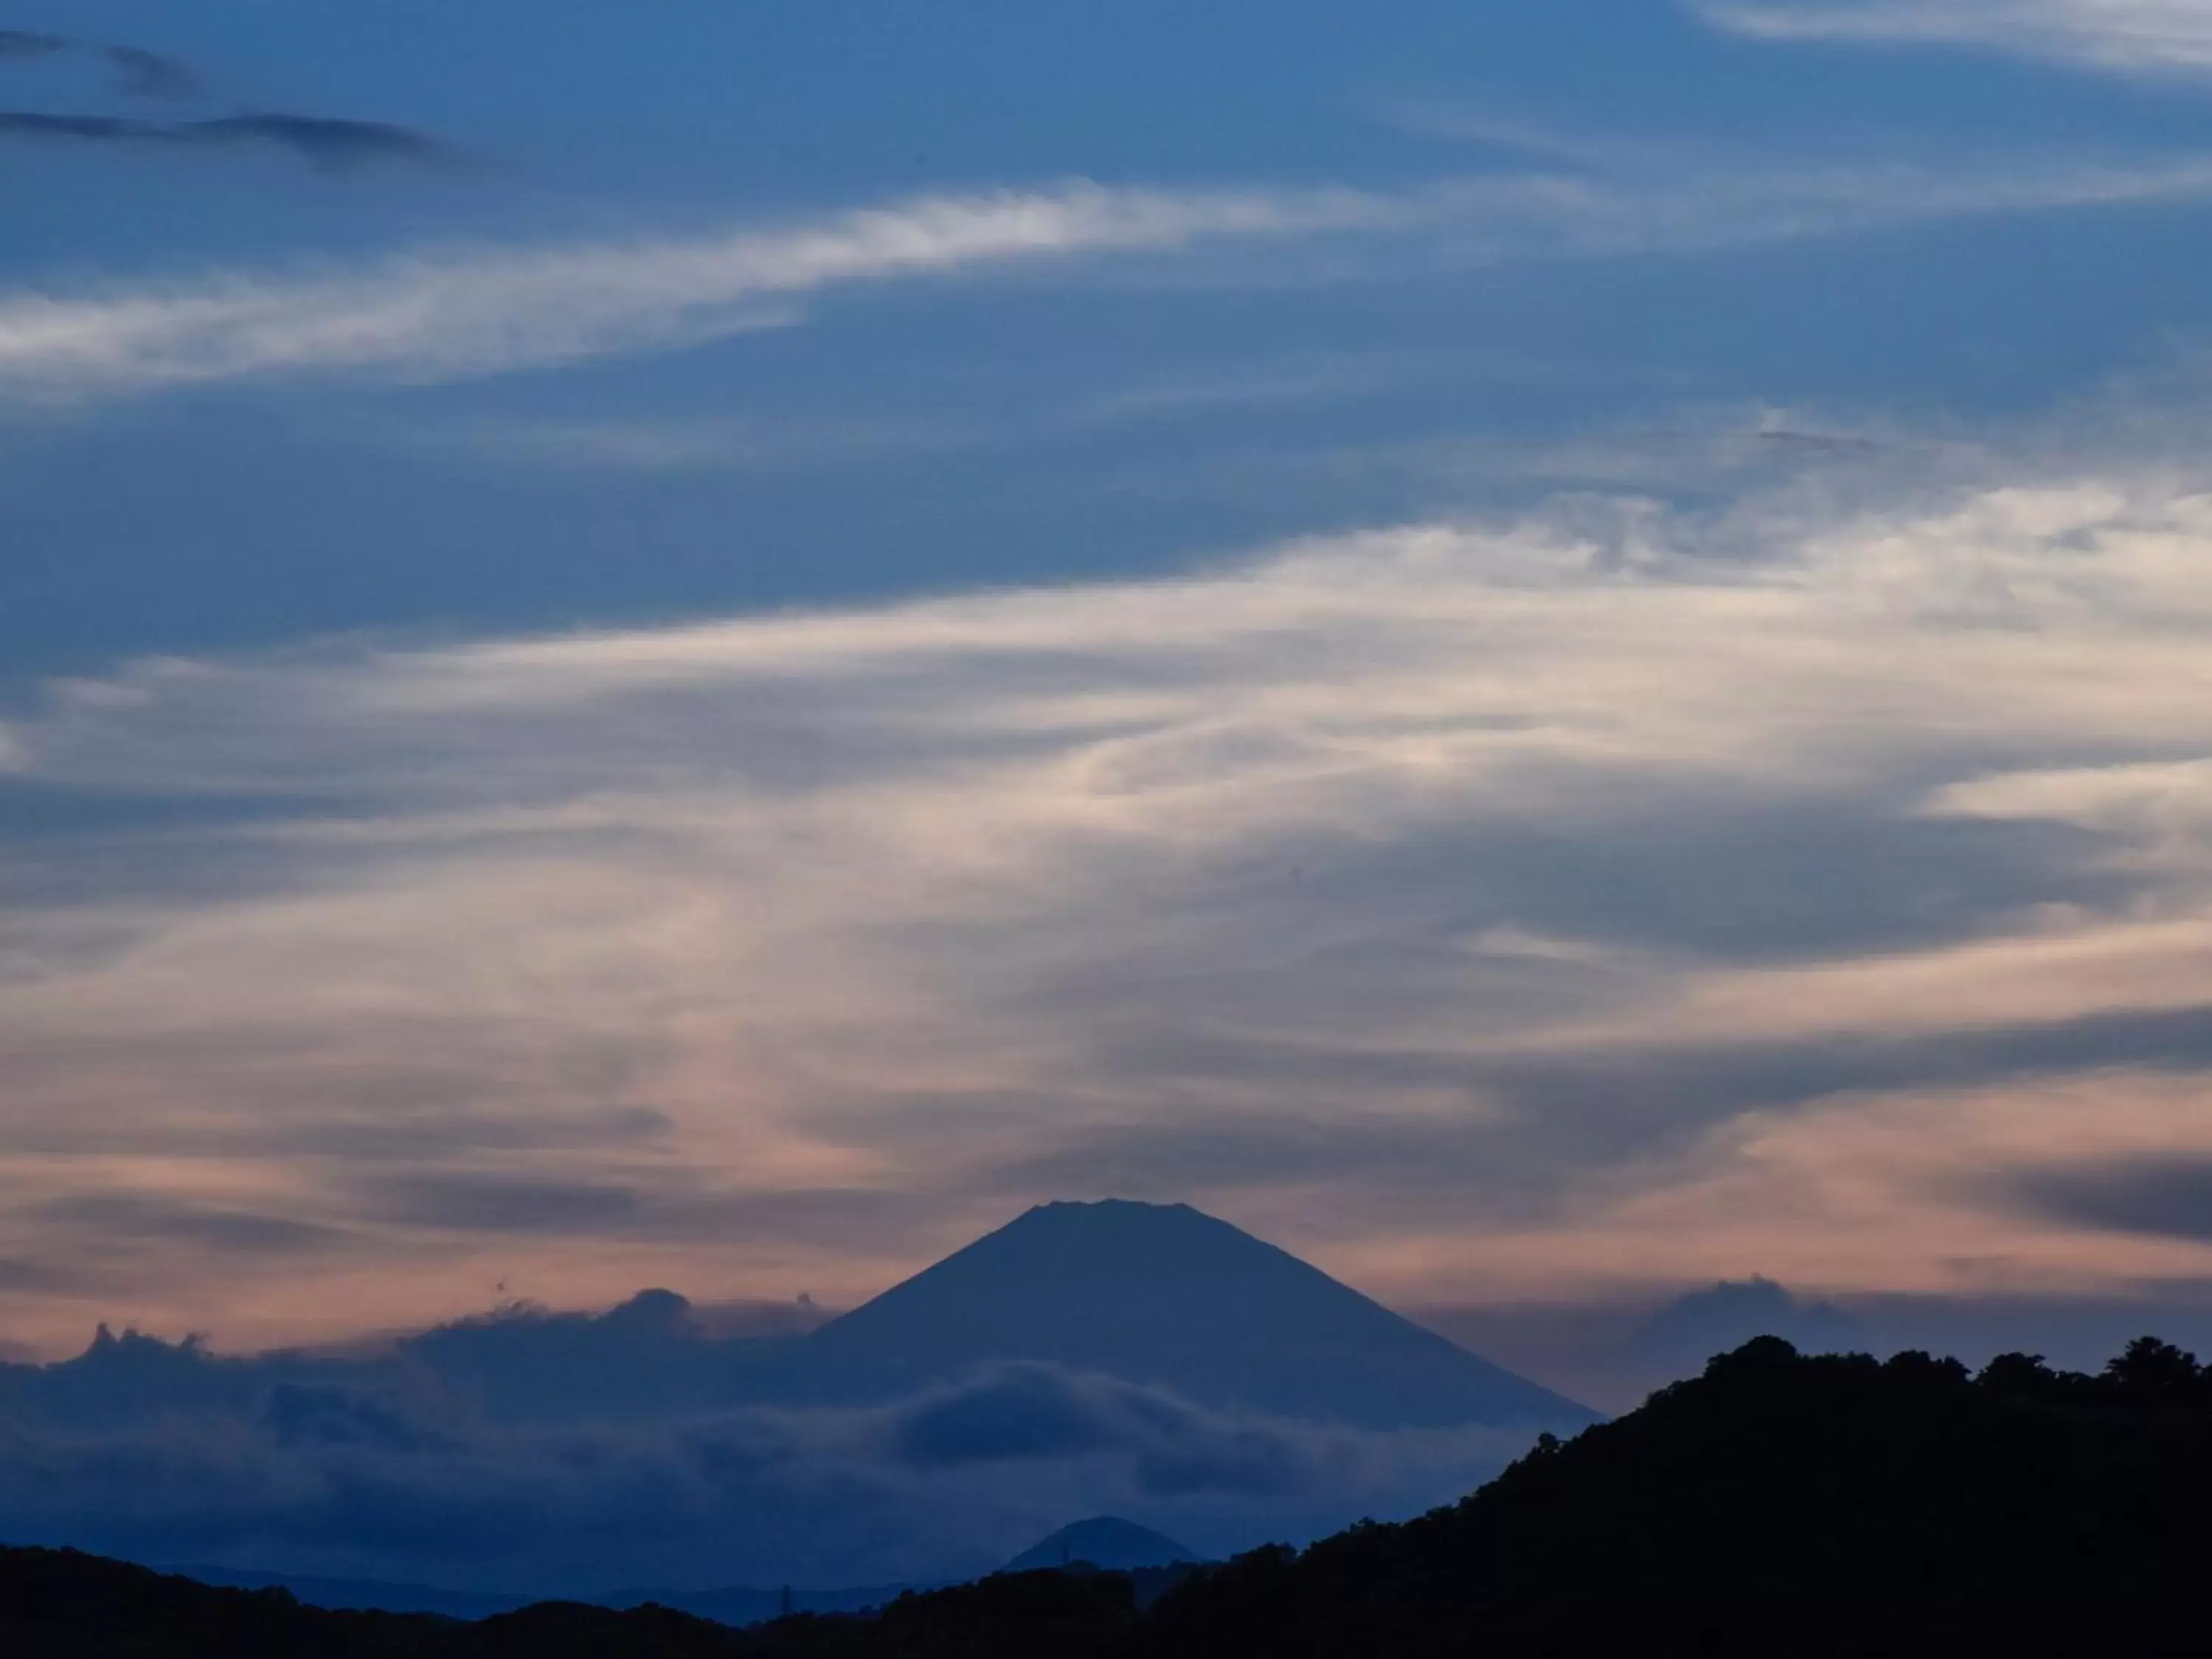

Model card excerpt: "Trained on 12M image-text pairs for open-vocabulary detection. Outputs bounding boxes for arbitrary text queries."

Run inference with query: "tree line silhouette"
[6,1335,2211,1657]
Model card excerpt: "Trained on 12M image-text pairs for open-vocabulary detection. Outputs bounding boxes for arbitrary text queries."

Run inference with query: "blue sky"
[13,0,2212,666]
[8,0,2212,1355]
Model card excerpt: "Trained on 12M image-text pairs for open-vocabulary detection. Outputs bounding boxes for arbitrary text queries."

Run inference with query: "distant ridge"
[162,1567,526,1621]
[763,1200,1596,1429]
[167,1565,925,1626]
[1005,1517,1198,1573]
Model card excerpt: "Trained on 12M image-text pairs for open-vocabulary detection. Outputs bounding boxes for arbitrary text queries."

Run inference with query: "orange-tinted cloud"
[4,475,2212,1350]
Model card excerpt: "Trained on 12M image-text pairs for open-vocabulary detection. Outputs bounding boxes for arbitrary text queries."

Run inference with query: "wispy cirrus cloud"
[0,183,1384,404]
[7,153,2212,405]
[1695,0,2212,74]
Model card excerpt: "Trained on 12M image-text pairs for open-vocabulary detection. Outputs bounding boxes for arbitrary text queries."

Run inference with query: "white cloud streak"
[1697,0,2212,74]
[0,184,1386,403]
[7,155,2212,403]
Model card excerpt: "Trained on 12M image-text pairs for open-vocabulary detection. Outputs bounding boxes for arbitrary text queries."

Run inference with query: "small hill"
[1005,1518,1197,1573]
[760,1200,1594,1429]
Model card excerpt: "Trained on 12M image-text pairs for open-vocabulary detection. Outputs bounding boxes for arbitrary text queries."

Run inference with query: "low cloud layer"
[0,1316,1528,1590]
[4,464,2212,1349]
[1697,0,2212,74]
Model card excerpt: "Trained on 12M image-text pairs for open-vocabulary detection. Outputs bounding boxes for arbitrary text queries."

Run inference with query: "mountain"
[1005,1518,1198,1573]
[759,1200,1594,1430]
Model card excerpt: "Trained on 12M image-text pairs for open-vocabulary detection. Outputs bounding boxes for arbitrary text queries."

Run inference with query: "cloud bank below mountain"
[0,1315,1532,1593]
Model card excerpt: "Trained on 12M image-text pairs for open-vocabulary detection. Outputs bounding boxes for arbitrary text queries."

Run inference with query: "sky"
[9,0,2212,1361]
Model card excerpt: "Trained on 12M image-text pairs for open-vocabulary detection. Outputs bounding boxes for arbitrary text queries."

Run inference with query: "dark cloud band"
[0,29,68,60]
[0,1324,1529,1588]
[2013,1158,2212,1244]
[0,32,198,100]
[102,44,201,102]
[0,111,458,173]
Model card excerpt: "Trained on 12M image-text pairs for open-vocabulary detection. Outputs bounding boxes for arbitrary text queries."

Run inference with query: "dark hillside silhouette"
[0,1548,1135,1658]
[7,1335,2211,1657]
[1143,1333,2212,1658]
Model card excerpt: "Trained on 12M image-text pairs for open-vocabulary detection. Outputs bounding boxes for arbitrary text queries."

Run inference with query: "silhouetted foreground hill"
[7,1335,2210,1658]
[1141,1334,2212,1658]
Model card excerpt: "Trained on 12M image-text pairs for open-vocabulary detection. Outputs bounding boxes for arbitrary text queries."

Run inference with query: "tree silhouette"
[2103,1335,2202,1402]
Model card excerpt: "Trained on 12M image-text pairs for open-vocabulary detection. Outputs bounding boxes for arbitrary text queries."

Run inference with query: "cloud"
[352,1173,649,1236]
[893,1366,1127,1467]
[36,1193,344,1257]
[0,32,204,103]
[1629,1276,1866,1365]
[7,153,2212,403]
[102,45,201,102]
[9,465,2212,1346]
[2014,1156,2212,1242]
[0,111,458,173]
[1423,1276,2212,1412]
[0,1338,1530,1590]
[0,33,460,178]
[380,411,981,475]
[0,30,67,60]
[1694,0,2212,74]
[0,33,201,95]
[0,182,1378,405]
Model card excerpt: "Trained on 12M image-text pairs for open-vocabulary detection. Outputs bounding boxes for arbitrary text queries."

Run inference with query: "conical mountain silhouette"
[1004,1516,1198,1573]
[768,1200,1594,1428]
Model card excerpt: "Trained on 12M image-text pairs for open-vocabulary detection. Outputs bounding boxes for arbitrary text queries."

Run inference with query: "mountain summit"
[768,1200,1594,1429]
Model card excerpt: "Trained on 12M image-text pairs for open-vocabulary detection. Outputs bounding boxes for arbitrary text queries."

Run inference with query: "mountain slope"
[1005,1519,1197,1573]
[759,1200,1593,1429]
